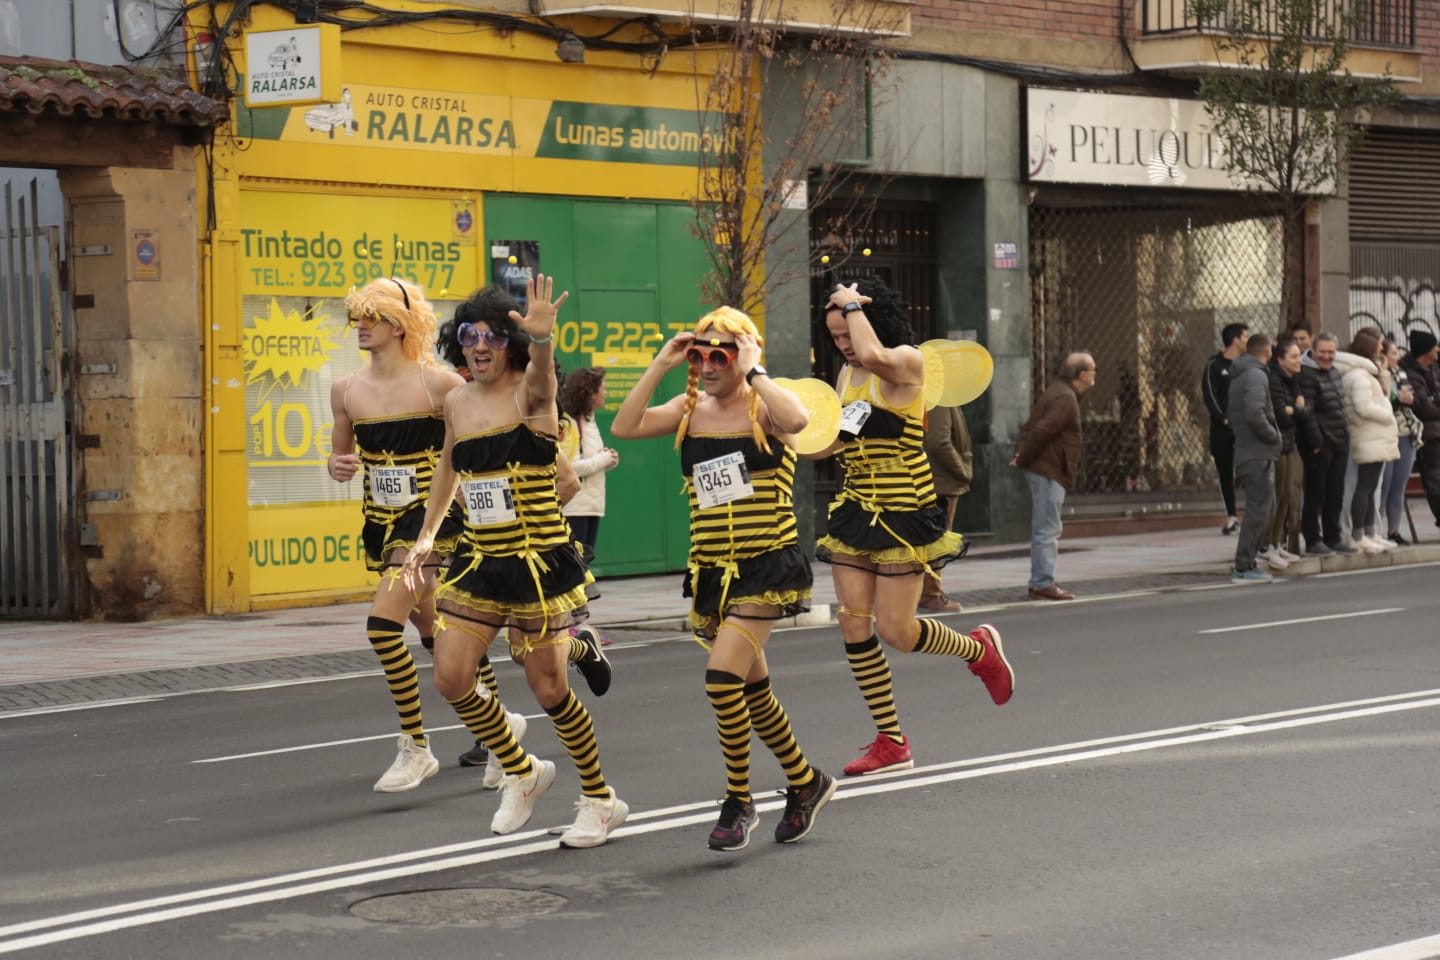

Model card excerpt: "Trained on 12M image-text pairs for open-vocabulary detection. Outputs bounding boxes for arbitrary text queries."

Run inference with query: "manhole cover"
[348,887,567,925]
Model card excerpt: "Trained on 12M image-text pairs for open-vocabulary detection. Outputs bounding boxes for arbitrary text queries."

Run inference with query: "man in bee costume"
[404,277,622,847]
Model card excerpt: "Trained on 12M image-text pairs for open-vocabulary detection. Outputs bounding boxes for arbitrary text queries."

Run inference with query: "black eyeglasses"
[685,342,739,369]
[458,322,509,350]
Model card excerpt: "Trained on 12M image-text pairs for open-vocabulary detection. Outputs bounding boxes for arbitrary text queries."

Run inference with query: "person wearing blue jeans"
[1012,352,1095,600]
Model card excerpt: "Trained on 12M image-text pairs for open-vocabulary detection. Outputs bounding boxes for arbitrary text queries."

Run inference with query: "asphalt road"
[3,565,1440,960]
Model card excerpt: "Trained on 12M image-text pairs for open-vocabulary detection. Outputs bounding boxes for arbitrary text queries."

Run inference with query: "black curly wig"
[449,286,531,371]
[822,278,915,350]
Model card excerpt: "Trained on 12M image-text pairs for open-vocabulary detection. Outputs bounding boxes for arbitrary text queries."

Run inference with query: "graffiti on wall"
[1349,275,1440,345]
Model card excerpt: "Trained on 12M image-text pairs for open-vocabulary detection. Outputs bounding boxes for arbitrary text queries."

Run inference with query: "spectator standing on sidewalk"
[1012,352,1096,600]
[1334,328,1400,554]
[1298,332,1354,556]
[1227,334,1281,581]
[1289,319,1314,360]
[560,367,620,637]
[1400,329,1440,533]
[918,404,973,613]
[1261,335,1306,567]
[1203,323,1249,535]
[1381,335,1422,544]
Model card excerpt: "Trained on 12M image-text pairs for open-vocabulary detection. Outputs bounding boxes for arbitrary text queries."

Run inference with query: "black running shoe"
[571,624,612,697]
[457,740,489,767]
[708,796,759,851]
[774,769,837,844]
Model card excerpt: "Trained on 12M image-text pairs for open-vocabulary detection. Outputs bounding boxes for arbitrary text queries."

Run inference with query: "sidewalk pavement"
[3,525,1437,696]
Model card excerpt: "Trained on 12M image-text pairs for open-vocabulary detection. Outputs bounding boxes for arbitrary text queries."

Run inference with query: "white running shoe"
[482,710,529,790]
[1263,546,1289,569]
[491,758,556,834]
[1276,546,1302,562]
[559,787,629,849]
[373,735,440,793]
[1359,537,1386,555]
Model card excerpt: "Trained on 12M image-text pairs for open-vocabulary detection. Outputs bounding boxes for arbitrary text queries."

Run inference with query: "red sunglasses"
[685,342,739,369]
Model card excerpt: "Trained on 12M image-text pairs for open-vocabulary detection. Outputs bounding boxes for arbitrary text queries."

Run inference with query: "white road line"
[6,687,1440,954]
[1198,607,1404,634]
[1313,560,1440,579]
[193,714,545,762]
[1329,933,1440,959]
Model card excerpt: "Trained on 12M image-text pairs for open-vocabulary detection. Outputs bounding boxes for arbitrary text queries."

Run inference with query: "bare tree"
[686,0,905,312]
[1188,0,1398,328]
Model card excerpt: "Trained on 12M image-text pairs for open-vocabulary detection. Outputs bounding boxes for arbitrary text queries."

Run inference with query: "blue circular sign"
[455,209,473,234]
[136,239,157,265]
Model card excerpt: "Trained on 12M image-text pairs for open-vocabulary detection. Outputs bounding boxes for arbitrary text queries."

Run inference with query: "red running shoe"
[968,623,1014,705]
[842,734,914,776]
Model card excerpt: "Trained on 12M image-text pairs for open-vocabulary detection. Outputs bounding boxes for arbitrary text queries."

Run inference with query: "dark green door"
[482,194,710,577]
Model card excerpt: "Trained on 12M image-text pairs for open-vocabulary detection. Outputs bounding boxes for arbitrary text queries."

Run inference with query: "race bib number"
[693,451,754,510]
[370,465,418,508]
[839,399,872,435]
[462,477,516,526]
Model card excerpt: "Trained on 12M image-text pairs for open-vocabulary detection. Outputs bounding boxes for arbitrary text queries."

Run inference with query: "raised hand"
[656,331,696,370]
[735,332,763,377]
[507,273,570,342]
[827,282,873,310]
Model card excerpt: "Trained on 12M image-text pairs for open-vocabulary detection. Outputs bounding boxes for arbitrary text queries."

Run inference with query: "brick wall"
[913,0,1118,42]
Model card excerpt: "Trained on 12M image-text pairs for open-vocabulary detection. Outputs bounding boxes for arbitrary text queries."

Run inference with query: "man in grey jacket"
[1227,334,1282,581]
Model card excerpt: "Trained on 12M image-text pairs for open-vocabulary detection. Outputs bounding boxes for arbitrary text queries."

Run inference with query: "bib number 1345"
[693,451,753,510]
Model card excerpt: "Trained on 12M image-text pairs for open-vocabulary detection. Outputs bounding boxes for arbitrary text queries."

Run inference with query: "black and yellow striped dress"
[816,366,964,568]
[438,423,591,619]
[354,414,464,570]
[681,431,812,632]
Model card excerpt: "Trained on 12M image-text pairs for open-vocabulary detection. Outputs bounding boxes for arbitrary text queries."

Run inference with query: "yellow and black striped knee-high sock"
[913,618,984,662]
[845,634,904,744]
[546,691,608,798]
[474,655,500,698]
[447,688,532,777]
[706,669,752,802]
[743,677,814,789]
[367,616,426,746]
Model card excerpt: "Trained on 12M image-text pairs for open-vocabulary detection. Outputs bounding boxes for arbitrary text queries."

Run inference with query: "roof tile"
[0,54,228,128]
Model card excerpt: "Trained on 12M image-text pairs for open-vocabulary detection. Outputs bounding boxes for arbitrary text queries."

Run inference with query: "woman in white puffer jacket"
[1333,328,1399,554]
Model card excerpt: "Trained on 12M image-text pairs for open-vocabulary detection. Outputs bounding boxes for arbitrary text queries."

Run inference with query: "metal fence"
[0,178,73,617]
[1029,200,1283,496]
[1142,0,1415,47]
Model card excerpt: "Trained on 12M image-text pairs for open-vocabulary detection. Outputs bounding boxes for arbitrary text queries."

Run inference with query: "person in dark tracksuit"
[1202,323,1249,534]
[1227,334,1280,581]
[1297,332,1355,556]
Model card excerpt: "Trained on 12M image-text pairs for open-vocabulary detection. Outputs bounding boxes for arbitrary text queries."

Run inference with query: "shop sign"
[241,191,478,596]
[244,24,340,107]
[247,84,732,167]
[1027,88,1267,192]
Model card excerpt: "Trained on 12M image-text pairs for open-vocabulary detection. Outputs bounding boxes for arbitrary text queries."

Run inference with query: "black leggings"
[1350,461,1385,536]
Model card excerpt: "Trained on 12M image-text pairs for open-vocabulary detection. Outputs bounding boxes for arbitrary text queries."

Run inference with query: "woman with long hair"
[1334,327,1400,553]
[611,305,836,851]
[814,279,1014,778]
[559,367,620,610]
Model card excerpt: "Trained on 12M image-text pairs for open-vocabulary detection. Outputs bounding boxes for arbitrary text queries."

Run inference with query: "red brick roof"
[0,55,227,128]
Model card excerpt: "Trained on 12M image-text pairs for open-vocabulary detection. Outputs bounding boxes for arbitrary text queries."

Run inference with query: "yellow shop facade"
[204,7,720,612]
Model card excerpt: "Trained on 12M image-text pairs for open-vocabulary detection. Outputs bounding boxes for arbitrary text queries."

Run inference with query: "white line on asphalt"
[7,687,1440,954]
[1328,933,1440,959]
[0,697,164,719]
[192,715,545,762]
[1313,560,1440,579]
[1197,607,1405,634]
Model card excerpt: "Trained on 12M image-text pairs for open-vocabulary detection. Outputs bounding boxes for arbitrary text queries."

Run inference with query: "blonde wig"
[674,305,770,454]
[344,277,437,363]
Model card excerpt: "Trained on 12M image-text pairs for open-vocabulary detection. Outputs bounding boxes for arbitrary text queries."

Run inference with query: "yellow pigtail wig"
[673,306,771,454]
[343,277,438,363]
